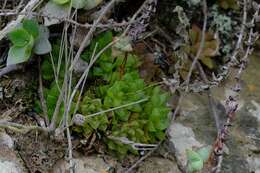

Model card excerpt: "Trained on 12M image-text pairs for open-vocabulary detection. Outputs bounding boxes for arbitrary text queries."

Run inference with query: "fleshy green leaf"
[8,28,31,47]
[186,149,204,173]
[7,35,34,65]
[197,146,212,162]
[22,19,39,38]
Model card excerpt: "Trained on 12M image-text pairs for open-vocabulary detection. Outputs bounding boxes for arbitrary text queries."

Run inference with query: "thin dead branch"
[124,142,162,173]
[211,2,259,172]
[184,0,207,92]
[0,0,43,41]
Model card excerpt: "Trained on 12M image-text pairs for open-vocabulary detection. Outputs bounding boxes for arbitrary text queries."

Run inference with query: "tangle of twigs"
[210,1,259,172]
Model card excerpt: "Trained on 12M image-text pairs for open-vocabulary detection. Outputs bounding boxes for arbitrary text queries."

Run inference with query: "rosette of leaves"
[186,24,219,69]
[103,71,146,121]
[143,86,170,141]
[81,31,113,79]
[186,146,212,173]
[73,96,108,137]
[102,71,170,156]
[7,19,51,65]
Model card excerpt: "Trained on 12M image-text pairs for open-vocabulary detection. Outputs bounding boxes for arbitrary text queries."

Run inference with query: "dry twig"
[0,0,43,41]
[184,0,207,92]
[211,2,259,172]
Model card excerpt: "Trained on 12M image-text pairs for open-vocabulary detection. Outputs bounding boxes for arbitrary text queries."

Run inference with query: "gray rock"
[247,156,260,173]
[137,157,181,173]
[0,161,22,173]
[0,132,14,149]
[0,147,28,173]
[168,123,203,168]
[52,156,113,173]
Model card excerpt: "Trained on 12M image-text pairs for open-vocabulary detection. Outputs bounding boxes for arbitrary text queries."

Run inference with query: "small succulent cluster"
[36,31,171,157]
[78,32,171,156]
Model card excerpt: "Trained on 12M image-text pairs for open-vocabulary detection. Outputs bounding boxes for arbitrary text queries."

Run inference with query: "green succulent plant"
[7,19,52,66]
[35,31,171,158]
[73,96,108,137]
[186,146,212,173]
[72,31,171,156]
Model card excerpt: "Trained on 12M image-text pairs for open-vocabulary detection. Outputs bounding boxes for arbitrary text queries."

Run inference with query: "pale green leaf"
[33,25,52,55]
[186,149,204,173]
[8,28,31,47]
[7,35,34,65]
[197,146,212,162]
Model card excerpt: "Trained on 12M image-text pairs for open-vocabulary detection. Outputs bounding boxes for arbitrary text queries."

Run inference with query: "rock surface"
[0,132,14,149]
[52,156,114,173]
[168,123,203,168]
[167,53,260,172]
[0,132,27,173]
[137,157,181,173]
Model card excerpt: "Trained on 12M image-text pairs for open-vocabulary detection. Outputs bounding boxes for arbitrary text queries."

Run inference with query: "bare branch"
[184,0,208,92]
[0,0,43,41]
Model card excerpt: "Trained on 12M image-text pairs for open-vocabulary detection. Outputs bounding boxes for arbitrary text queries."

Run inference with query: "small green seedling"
[186,146,212,173]
[7,19,52,66]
